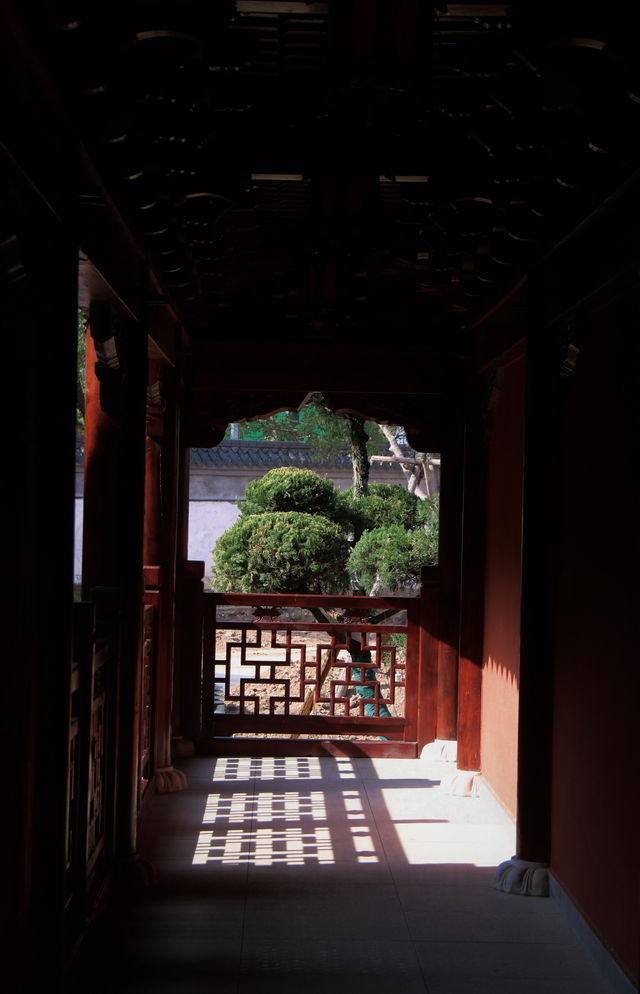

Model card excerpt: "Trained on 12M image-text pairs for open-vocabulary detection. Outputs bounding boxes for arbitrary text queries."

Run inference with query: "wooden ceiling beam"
[189,340,447,395]
[472,167,640,370]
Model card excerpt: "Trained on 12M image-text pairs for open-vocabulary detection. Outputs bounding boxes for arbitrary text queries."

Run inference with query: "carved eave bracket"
[481,365,505,442]
[146,360,165,437]
[557,314,585,379]
[90,300,124,422]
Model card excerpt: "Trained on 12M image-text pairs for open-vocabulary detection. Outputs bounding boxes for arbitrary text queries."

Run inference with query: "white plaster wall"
[74,497,239,585]
[188,501,241,580]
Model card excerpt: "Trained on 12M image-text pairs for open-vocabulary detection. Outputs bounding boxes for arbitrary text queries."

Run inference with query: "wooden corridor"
[68,756,614,994]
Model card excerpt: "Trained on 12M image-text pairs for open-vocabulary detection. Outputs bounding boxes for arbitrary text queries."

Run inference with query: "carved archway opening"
[187,388,442,455]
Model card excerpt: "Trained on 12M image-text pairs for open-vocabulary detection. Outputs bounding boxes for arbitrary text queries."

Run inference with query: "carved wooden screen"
[202,593,419,756]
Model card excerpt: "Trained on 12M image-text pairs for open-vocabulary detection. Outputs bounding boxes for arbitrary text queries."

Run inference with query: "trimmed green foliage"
[349,522,438,592]
[339,482,422,539]
[224,397,389,463]
[415,493,440,563]
[213,466,439,595]
[241,467,339,521]
[212,511,350,594]
[416,491,439,529]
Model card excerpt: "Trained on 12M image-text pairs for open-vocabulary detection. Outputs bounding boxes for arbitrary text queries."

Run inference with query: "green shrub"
[241,466,340,521]
[412,511,439,566]
[416,491,439,534]
[338,482,422,539]
[385,632,407,665]
[212,467,439,596]
[349,523,438,592]
[212,511,350,594]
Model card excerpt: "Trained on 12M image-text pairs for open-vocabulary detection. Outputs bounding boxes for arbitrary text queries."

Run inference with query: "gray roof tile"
[190,440,354,470]
[76,436,405,473]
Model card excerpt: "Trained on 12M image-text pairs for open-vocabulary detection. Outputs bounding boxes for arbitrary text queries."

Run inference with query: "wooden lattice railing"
[202,592,420,751]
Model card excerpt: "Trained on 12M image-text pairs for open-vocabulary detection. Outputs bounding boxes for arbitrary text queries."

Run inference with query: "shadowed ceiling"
[8,1,640,438]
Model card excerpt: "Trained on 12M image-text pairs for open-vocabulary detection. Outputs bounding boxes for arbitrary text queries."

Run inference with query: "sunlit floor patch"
[350,826,379,861]
[202,792,251,824]
[193,828,253,865]
[254,789,328,822]
[388,820,514,866]
[253,825,334,865]
[212,756,355,781]
[194,759,515,871]
[192,787,384,865]
[211,757,258,781]
[193,824,335,866]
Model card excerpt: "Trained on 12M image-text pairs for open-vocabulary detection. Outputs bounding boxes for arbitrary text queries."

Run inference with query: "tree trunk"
[418,454,432,496]
[345,414,370,498]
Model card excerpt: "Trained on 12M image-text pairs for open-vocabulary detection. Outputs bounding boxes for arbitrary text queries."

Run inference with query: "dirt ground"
[213,614,406,737]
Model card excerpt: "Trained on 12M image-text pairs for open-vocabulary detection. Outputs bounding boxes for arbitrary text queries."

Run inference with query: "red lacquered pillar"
[456,398,487,777]
[495,289,557,897]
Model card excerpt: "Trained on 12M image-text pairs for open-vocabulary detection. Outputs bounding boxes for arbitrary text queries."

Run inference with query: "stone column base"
[420,739,458,763]
[440,769,480,796]
[494,857,549,897]
[155,766,188,793]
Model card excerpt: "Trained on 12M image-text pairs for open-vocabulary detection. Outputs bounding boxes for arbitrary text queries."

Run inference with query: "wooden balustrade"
[200,591,423,758]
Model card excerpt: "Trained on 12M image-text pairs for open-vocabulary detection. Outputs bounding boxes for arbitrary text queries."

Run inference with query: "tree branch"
[378,426,429,499]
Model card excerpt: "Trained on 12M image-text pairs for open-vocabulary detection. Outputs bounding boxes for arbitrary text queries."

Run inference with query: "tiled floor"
[72,754,614,993]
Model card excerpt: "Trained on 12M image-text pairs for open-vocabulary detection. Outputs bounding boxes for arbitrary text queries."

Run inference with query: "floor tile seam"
[410,937,591,952]
[357,772,435,993]
[385,839,432,974]
[237,767,385,868]
[232,765,259,994]
[403,911,577,924]
[363,776,460,875]
[243,776,386,851]
[406,934,585,947]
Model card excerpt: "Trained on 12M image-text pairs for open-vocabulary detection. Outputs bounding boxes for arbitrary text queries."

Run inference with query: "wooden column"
[456,398,488,774]
[78,306,127,913]
[177,561,205,745]
[515,319,557,862]
[85,298,151,867]
[30,233,78,986]
[495,279,558,896]
[142,431,162,790]
[171,416,194,740]
[114,312,149,866]
[143,436,162,566]
[435,399,464,749]
[81,311,121,596]
[2,190,78,987]
[150,362,189,789]
[417,566,440,750]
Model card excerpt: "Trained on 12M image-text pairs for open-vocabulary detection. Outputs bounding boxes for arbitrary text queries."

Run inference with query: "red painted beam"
[200,739,418,759]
